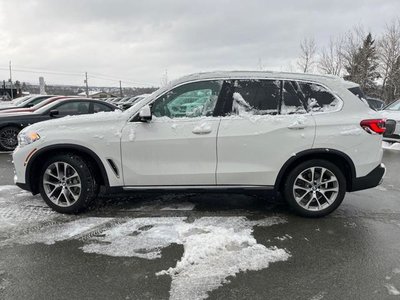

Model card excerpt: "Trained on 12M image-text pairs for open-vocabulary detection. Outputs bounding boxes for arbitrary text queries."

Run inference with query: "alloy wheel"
[43,161,82,207]
[293,166,339,211]
[0,127,19,151]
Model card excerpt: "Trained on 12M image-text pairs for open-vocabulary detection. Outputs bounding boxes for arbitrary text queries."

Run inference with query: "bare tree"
[378,19,400,102]
[318,37,344,76]
[297,38,317,73]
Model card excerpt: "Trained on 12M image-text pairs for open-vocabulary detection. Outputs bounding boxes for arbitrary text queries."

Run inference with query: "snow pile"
[82,216,289,300]
[192,122,212,134]
[382,142,400,151]
[385,284,400,296]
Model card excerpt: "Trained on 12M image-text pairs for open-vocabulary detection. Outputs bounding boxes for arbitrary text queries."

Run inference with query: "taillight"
[360,119,386,134]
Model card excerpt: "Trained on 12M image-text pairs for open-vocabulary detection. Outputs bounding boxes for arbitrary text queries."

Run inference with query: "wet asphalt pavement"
[0,150,400,300]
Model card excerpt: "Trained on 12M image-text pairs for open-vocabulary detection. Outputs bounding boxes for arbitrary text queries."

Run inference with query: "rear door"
[216,79,316,186]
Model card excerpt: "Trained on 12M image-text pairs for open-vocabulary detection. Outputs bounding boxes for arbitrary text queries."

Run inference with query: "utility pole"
[84,72,89,97]
[119,80,123,97]
[9,61,13,100]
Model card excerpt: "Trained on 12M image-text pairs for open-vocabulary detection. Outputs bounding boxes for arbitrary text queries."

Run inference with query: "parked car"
[0,95,56,111]
[381,99,400,142]
[346,88,385,111]
[0,96,73,114]
[0,98,118,151]
[365,97,385,111]
[119,94,150,110]
[13,71,386,217]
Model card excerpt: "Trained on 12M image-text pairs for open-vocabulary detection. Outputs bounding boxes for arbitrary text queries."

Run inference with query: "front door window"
[152,81,223,118]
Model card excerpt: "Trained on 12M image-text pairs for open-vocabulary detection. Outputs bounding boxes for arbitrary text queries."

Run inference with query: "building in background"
[0,80,22,100]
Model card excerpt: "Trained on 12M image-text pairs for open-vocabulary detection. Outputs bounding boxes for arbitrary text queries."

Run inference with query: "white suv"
[13,71,386,217]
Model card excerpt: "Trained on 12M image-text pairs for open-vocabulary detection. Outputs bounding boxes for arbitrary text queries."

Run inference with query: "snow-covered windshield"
[385,100,400,111]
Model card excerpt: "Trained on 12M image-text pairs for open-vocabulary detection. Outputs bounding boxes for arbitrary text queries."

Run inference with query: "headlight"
[18,131,41,147]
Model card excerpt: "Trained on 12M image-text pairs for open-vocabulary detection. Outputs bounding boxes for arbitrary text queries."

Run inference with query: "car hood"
[22,110,128,133]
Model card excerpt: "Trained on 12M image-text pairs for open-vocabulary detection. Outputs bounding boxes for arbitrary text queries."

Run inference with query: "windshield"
[30,98,58,110]
[385,100,400,111]
[13,96,32,106]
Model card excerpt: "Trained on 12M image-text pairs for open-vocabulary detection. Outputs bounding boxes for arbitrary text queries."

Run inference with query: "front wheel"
[0,126,20,151]
[39,153,99,213]
[283,159,346,217]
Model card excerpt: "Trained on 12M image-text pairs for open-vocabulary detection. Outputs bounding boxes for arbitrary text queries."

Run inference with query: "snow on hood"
[22,110,127,133]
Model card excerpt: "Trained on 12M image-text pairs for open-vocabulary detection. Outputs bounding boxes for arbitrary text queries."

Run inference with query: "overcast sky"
[0,0,399,87]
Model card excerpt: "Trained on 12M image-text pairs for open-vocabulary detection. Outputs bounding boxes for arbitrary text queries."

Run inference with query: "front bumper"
[350,163,386,192]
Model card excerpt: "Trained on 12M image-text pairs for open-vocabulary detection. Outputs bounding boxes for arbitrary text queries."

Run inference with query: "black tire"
[0,126,20,151]
[39,153,99,214]
[283,159,346,218]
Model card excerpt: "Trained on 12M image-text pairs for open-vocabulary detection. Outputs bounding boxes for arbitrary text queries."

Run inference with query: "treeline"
[297,19,400,103]
[23,84,158,97]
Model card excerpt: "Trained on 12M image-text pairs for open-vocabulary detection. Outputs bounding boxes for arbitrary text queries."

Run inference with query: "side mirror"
[26,103,34,108]
[49,110,59,117]
[138,105,152,122]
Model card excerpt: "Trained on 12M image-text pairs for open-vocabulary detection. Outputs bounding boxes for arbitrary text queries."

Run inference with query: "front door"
[121,80,225,186]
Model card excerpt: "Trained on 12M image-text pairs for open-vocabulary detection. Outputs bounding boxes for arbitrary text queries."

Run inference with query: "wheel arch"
[26,144,110,194]
[274,148,356,192]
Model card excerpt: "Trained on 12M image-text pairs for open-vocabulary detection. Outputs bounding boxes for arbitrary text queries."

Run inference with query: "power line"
[0,65,157,86]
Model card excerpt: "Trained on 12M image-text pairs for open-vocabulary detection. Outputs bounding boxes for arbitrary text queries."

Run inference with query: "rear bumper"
[350,163,386,192]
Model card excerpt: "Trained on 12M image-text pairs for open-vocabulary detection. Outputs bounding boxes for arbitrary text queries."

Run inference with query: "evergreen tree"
[344,33,380,95]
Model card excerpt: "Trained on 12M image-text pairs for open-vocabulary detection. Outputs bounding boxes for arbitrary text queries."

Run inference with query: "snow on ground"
[0,185,58,236]
[384,283,400,296]
[82,216,289,300]
[0,185,290,299]
[382,142,400,151]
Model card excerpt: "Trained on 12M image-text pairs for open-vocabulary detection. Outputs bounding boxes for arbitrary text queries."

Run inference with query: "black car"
[365,97,385,111]
[0,95,56,112]
[0,98,119,151]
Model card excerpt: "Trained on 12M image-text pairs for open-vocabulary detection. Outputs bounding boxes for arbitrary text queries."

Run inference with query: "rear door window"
[281,81,307,114]
[54,101,90,115]
[229,79,280,115]
[93,102,113,113]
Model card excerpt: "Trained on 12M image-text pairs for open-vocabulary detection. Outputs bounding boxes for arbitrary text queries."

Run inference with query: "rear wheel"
[39,153,99,213]
[0,126,20,151]
[283,159,346,217]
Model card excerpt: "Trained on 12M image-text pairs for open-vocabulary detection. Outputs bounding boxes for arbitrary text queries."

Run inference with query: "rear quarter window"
[298,82,340,113]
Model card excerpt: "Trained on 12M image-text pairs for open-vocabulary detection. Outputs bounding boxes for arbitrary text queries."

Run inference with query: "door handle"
[192,128,212,134]
[192,124,212,134]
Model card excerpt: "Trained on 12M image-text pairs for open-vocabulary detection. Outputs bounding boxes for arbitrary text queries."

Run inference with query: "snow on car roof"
[151,70,358,101]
